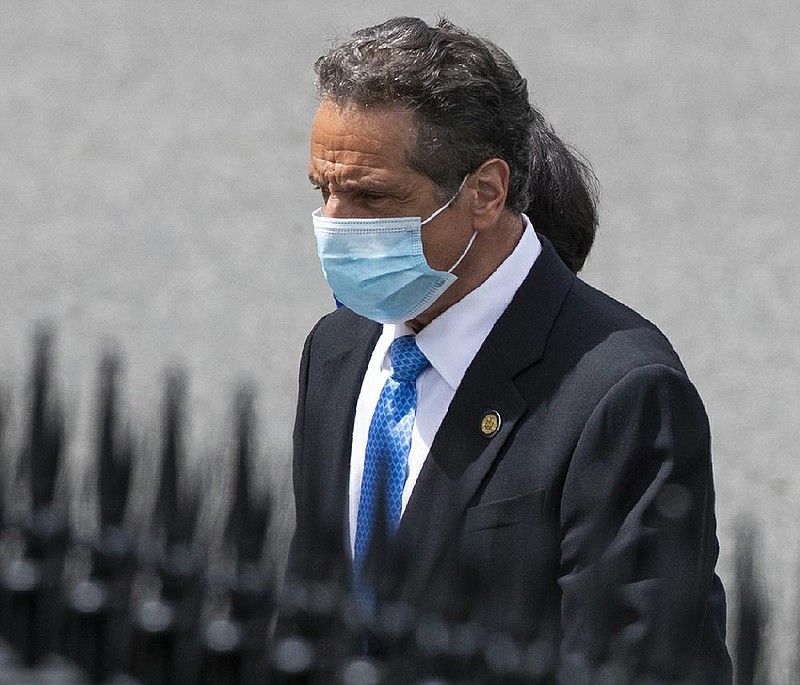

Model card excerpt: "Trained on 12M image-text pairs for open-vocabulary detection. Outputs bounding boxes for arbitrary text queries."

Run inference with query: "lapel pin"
[480,410,501,438]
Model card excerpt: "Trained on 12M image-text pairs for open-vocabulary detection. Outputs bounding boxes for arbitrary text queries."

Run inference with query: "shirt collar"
[383,215,541,389]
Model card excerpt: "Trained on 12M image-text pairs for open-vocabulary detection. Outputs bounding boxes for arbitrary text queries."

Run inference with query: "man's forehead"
[309,99,420,182]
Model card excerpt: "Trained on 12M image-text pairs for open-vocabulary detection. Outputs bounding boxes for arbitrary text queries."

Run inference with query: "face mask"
[312,177,476,323]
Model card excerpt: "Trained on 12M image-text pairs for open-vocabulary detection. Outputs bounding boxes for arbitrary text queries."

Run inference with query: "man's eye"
[361,192,386,202]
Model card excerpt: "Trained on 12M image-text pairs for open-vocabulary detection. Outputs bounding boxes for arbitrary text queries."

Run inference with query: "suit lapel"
[393,338,526,600]
[311,311,381,570]
[392,238,575,602]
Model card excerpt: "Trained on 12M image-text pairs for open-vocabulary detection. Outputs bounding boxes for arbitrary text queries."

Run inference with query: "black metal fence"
[0,329,792,684]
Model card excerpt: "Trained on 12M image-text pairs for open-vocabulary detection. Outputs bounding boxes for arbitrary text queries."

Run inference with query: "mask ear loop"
[447,231,477,273]
[420,175,476,274]
[420,175,470,226]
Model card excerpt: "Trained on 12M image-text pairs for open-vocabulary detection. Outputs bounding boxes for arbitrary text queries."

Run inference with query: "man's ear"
[469,158,510,230]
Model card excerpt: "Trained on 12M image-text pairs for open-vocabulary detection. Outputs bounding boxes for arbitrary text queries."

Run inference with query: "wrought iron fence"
[0,329,791,684]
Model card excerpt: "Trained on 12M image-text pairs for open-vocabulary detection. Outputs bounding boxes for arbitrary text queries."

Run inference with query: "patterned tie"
[353,335,430,604]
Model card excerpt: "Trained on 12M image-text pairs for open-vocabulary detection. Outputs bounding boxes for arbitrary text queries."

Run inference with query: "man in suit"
[285,16,731,683]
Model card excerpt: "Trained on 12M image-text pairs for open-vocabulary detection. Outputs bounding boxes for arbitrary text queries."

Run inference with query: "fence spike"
[27,326,64,510]
[733,520,768,685]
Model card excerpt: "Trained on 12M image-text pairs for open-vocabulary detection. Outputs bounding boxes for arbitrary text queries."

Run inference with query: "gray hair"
[315,17,599,271]
[315,17,536,212]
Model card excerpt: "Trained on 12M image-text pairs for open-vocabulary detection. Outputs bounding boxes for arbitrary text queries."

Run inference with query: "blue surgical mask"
[312,178,476,323]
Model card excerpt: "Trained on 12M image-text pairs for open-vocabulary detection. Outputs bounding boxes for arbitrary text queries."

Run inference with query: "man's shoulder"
[554,276,688,378]
[497,239,689,383]
[304,306,381,355]
[567,277,667,334]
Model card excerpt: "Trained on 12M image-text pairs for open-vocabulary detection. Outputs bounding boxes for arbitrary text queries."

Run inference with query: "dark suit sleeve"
[557,364,731,683]
[282,321,318,585]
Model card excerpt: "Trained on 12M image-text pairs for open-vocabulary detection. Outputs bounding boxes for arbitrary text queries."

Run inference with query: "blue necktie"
[353,335,430,603]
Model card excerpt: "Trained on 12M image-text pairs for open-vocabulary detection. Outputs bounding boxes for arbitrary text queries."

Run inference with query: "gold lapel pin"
[480,410,501,437]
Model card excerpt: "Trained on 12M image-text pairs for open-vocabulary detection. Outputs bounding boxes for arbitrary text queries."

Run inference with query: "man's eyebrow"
[307,175,390,194]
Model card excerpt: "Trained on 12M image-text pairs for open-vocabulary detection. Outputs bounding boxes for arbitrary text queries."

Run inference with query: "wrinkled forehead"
[309,99,419,176]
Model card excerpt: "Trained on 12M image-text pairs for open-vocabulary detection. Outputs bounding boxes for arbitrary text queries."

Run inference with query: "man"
[285,16,731,683]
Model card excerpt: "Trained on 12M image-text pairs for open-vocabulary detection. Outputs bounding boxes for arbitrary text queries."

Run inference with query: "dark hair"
[526,121,599,272]
[315,17,598,272]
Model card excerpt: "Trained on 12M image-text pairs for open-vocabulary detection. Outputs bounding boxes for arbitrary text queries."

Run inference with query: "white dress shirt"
[348,216,541,556]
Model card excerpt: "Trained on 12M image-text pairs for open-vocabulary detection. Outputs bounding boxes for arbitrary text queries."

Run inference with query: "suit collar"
[489,235,576,377]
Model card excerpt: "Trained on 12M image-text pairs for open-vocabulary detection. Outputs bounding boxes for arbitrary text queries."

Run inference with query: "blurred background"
[1,0,798,679]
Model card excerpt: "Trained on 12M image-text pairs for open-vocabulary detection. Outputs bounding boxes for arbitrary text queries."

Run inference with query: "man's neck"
[407,212,525,332]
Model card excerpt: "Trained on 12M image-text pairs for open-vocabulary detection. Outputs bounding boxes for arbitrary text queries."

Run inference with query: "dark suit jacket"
[285,237,732,683]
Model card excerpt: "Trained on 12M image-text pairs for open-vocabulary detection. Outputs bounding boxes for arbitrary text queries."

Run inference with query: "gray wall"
[1,1,798,678]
